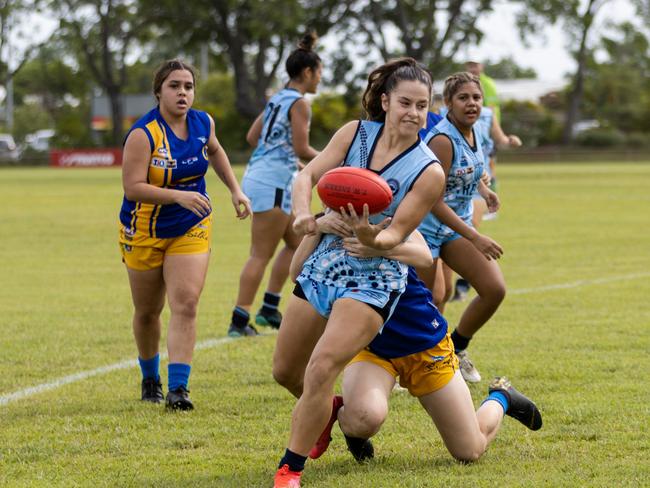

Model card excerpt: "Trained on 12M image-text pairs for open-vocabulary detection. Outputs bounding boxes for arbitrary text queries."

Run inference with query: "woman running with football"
[271,57,446,487]
[228,32,322,337]
[280,213,541,468]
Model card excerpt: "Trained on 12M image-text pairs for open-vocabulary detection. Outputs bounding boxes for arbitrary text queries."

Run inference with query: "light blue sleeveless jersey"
[419,115,485,238]
[475,106,494,174]
[299,120,436,292]
[243,88,304,188]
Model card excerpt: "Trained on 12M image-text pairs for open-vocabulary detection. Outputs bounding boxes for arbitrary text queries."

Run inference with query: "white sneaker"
[457,349,481,383]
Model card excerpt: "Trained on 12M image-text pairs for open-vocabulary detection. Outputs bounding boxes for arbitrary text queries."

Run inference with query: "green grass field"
[1,163,649,487]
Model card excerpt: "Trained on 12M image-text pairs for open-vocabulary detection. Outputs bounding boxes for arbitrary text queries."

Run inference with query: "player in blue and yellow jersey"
[119,59,251,410]
[277,213,541,471]
[272,58,446,488]
[417,72,507,384]
[229,32,322,337]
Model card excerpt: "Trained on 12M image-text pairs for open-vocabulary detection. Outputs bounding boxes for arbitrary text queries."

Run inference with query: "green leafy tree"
[193,72,251,151]
[483,56,537,79]
[144,0,343,120]
[581,22,650,134]
[1,0,42,131]
[514,0,635,143]
[13,43,93,147]
[501,99,562,146]
[335,0,495,75]
[46,0,153,145]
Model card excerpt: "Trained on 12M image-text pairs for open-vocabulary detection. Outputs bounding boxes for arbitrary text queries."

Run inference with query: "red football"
[316,166,393,214]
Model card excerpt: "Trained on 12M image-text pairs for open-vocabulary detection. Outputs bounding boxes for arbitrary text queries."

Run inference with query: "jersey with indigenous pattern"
[368,267,448,358]
[419,115,485,237]
[475,106,494,173]
[243,88,304,188]
[299,120,436,292]
[119,107,211,239]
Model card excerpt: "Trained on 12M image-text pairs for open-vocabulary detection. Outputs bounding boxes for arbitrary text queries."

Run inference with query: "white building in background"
[431,78,567,104]
[493,79,567,102]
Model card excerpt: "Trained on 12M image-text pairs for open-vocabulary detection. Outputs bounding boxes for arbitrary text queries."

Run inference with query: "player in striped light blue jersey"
[229,32,322,337]
[272,58,446,488]
[417,72,507,384]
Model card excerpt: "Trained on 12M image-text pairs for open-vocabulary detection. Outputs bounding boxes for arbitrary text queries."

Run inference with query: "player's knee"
[449,438,486,463]
[272,361,301,393]
[169,294,199,320]
[476,281,506,305]
[487,282,506,304]
[133,307,163,327]
[250,245,276,262]
[343,404,386,438]
[304,355,340,392]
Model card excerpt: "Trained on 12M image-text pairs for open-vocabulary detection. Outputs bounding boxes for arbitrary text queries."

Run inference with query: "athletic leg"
[441,238,506,339]
[162,252,210,409]
[438,261,454,313]
[266,214,301,294]
[286,299,383,456]
[339,361,394,462]
[257,215,302,328]
[126,265,166,402]
[235,208,288,309]
[127,266,166,361]
[419,371,503,462]
[231,208,287,333]
[272,294,327,398]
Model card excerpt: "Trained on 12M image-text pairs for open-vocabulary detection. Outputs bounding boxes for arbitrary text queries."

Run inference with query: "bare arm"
[290,98,319,161]
[289,212,353,281]
[246,112,264,147]
[292,120,360,235]
[429,135,503,260]
[490,115,521,147]
[345,163,445,251]
[122,128,211,217]
[207,115,251,219]
[344,230,433,269]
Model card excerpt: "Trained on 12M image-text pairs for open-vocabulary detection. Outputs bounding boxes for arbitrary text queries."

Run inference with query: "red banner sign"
[50,148,122,167]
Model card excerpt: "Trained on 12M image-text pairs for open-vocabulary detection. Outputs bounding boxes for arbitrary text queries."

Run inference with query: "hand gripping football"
[317,166,393,214]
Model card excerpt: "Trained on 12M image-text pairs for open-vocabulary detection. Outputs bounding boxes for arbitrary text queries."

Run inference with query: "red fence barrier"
[50,148,122,167]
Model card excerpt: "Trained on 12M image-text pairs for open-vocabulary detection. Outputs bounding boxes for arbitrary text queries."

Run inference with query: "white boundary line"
[509,271,650,295]
[2,272,649,407]
[0,337,235,406]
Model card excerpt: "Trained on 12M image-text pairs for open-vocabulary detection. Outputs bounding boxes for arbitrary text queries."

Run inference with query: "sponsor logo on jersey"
[151,157,177,169]
[157,147,168,157]
[197,136,207,144]
[386,178,400,195]
[180,156,198,165]
[455,166,473,176]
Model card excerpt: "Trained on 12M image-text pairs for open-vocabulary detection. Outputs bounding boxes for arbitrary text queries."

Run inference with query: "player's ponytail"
[362,57,432,122]
[443,72,482,105]
[286,31,321,80]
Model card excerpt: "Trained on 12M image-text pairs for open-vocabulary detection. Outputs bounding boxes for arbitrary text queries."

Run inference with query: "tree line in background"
[1,0,649,158]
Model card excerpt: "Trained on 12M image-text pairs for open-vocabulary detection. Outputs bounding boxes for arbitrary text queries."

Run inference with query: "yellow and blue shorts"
[119,216,212,271]
[348,334,458,397]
